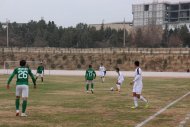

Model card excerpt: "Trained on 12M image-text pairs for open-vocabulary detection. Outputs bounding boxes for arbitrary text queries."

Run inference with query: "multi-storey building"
[132,1,190,30]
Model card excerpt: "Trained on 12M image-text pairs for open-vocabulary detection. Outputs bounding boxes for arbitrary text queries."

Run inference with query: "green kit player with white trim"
[85,65,96,94]
[7,60,36,117]
[36,62,44,82]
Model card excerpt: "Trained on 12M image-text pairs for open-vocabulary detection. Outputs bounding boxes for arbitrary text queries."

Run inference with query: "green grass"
[0,75,189,127]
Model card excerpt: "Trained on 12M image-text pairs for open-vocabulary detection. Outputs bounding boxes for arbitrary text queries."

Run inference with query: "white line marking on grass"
[135,91,190,127]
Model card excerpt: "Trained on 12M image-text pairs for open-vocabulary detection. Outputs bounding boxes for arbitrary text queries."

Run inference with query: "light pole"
[123,18,126,47]
[6,19,10,48]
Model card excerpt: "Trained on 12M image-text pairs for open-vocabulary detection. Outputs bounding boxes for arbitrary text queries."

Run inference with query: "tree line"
[0,19,189,48]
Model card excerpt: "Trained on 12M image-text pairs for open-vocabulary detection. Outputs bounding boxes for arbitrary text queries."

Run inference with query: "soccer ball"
[110,87,114,91]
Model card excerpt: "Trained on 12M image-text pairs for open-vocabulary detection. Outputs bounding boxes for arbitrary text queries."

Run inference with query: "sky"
[0,0,189,27]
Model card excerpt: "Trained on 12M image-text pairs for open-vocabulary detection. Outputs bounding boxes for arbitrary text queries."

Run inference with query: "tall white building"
[132,1,190,30]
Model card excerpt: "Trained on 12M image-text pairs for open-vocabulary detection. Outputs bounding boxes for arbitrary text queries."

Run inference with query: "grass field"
[0,75,190,127]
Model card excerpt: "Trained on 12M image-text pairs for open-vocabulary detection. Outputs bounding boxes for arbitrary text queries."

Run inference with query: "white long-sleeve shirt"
[118,72,124,83]
[99,66,106,72]
[133,67,143,85]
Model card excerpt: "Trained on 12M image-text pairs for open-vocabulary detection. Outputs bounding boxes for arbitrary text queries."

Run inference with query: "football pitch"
[0,75,190,127]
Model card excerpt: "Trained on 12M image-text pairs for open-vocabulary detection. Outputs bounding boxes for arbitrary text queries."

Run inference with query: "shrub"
[54,54,59,60]
[44,53,49,58]
[80,56,85,64]
[47,58,52,63]
[72,55,76,60]
[116,58,122,64]
[51,64,56,69]
[77,64,81,69]
[62,55,67,60]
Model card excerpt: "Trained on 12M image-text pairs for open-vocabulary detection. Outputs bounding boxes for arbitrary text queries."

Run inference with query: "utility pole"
[6,19,10,48]
[123,18,126,47]
[101,19,104,30]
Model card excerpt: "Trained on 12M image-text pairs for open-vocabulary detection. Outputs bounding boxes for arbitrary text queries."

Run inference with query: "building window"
[144,5,149,11]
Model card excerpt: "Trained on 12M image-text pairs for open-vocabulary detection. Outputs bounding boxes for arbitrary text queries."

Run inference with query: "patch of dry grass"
[0,75,189,127]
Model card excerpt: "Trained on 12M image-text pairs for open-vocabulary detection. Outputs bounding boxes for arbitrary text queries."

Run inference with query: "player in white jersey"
[99,63,106,83]
[115,68,124,93]
[130,61,148,109]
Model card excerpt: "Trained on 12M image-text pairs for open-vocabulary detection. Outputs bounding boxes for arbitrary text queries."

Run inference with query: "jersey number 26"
[18,71,28,79]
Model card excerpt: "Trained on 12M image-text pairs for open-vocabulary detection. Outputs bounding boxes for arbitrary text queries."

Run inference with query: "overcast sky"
[0,0,189,27]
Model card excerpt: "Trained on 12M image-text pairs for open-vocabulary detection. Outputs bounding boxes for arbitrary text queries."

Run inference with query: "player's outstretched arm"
[85,70,88,80]
[6,69,16,89]
[42,66,45,75]
[28,69,37,88]
[133,75,140,82]
[93,71,96,79]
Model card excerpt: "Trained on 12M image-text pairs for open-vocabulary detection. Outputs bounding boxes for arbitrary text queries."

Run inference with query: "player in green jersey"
[36,62,44,82]
[85,65,96,94]
[7,60,36,117]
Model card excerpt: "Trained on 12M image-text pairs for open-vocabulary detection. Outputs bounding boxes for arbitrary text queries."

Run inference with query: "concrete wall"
[0,47,190,54]
[0,48,190,72]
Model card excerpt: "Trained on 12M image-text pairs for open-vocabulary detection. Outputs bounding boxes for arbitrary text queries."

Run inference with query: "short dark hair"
[134,61,140,66]
[115,67,120,72]
[89,65,92,68]
[20,60,26,66]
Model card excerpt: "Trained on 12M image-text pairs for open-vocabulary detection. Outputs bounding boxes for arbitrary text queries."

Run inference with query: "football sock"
[140,96,148,103]
[86,84,89,91]
[16,98,20,110]
[134,97,138,107]
[22,100,27,113]
[91,83,94,90]
[41,78,43,82]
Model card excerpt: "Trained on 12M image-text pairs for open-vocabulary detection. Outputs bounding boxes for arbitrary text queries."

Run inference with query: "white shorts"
[86,80,94,84]
[36,73,43,78]
[133,84,143,94]
[99,72,105,77]
[16,85,29,98]
[118,80,124,85]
